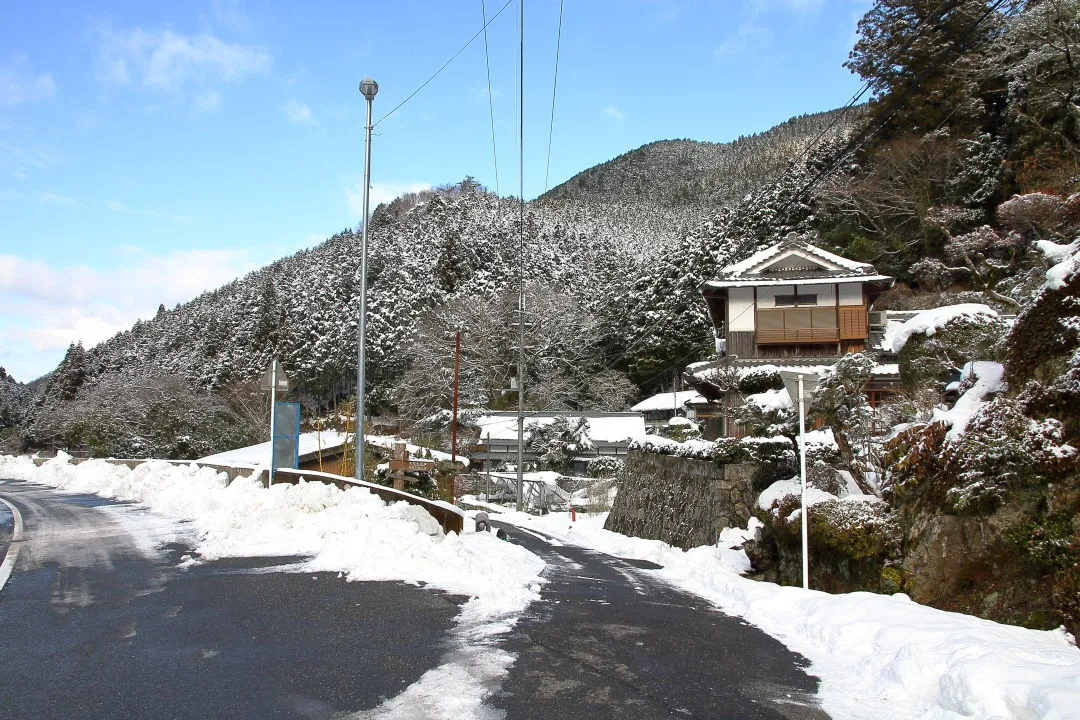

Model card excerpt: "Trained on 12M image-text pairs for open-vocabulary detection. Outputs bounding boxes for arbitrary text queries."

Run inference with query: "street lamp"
[779,369,820,590]
[356,77,378,481]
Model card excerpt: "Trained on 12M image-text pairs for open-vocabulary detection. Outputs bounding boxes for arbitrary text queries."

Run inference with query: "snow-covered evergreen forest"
[0,106,857,457]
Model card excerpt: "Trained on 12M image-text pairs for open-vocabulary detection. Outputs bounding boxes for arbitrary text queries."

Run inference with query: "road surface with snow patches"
[490,520,828,720]
[0,479,464,720]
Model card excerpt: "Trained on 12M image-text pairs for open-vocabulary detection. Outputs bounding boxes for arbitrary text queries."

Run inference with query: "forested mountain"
[542,108,853,210]
[10,105,857,458]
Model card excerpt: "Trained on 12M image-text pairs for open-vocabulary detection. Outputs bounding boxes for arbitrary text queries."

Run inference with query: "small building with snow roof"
[630,390,704,430]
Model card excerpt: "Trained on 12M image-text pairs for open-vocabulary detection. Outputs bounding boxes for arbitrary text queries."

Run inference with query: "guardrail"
[272,468,463,534]
[29,456,464,535]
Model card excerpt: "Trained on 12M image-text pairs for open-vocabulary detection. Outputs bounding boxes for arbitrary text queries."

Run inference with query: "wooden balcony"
[755,306,868,345]
[756,327,839,344]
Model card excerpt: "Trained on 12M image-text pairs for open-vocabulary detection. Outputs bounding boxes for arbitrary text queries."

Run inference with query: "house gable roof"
[702,234,893,289]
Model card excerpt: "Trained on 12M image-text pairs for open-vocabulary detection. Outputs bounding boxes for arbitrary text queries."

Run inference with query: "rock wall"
[605,450,758,549]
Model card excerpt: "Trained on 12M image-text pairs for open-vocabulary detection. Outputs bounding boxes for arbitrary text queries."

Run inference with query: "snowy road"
[0,479,464,720]
[491,520,828,719]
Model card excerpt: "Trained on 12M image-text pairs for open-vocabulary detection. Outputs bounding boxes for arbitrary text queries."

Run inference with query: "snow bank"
[882,304,999,354]
[497,508,1080,720]
[0,454,543,625]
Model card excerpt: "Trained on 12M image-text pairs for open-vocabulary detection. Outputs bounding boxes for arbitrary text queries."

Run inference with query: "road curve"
[0,479,463,720]
[490,520,829,720]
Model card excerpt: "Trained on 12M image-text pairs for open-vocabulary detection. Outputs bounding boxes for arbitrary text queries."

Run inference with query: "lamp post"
[356,77,378,481]
[780,369,820,590]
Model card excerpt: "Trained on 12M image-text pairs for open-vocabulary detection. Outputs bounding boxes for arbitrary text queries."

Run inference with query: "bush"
[738,367,784,395]
[587,456,624,479]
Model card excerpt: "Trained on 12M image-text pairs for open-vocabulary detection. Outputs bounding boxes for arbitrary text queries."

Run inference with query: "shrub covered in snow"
[586,455,625,479]
[897,312,1008,391]
[748,484,903,593]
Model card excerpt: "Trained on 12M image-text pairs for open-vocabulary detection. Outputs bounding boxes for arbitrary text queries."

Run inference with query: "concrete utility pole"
[356,77,378,481]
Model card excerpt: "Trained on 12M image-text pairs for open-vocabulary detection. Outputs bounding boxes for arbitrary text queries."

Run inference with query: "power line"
[374,0,514,128]
[481,0,500,197]
[543,0,565,195]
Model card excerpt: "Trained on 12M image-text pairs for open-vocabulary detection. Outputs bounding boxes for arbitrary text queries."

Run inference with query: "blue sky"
[0,0,871,382]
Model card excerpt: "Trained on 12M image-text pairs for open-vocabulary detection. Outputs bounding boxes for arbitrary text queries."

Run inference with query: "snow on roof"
[200,431,351,466]
[723,239,875,276]
[881,304,999,354]
[199,432,468,468]
[703,274,894,289]
[631,390,703,412]
[366,435,467,466]
[474,412,646,443]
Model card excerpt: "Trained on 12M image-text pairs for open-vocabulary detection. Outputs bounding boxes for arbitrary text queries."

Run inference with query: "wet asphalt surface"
[0,479,463,720]
[491,520,828,720]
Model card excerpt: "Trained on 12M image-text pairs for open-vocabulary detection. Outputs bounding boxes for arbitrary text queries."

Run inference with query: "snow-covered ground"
[0,453,542,718]
[3,453,1078,719]
[472,503,1080,720]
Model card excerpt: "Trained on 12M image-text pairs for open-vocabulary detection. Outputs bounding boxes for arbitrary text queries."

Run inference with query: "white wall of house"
[838,282,863,306]
[728,287,756,331]
[756,285,793,309]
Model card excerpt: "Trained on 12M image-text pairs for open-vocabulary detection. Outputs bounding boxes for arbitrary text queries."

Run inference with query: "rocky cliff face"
[605,451,758,550]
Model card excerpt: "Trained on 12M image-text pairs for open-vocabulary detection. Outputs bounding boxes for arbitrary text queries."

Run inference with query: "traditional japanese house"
[690,234,897,439]
[700,234,894,360]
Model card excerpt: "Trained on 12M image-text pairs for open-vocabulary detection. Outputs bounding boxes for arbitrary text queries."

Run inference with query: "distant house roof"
[701,234,893,290]
[630,390,704,412]
[200,431,351,467]
[199,431,467,467]
[471,411,646,444]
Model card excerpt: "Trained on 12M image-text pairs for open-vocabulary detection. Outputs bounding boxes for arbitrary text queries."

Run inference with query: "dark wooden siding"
[727,331,756,358]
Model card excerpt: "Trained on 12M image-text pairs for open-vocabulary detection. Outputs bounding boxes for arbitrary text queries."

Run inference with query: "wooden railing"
[756,327,840,344]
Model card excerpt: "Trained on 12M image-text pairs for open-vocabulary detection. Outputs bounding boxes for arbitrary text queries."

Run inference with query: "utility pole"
[515,0,526,513]
[356,77,378,481]
[451,331,461,503]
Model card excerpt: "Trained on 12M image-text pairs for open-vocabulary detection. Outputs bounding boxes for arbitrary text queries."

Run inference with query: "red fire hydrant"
[570,507,577,522]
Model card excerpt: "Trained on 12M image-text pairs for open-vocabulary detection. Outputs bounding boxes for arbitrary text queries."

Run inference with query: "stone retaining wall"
[605,450,758,550]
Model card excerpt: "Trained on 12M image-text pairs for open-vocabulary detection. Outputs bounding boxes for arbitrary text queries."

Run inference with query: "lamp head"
[359,78,379,100]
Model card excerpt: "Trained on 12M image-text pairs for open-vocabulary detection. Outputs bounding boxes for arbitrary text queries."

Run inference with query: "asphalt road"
[491,520,829,720]
[0,479,463,720]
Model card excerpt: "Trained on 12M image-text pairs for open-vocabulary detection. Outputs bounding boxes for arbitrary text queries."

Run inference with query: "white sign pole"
[799,374,809,590]
[268,359,278,487]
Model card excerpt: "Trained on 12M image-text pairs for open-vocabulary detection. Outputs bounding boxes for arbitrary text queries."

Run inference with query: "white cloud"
[602,106,625,122]
[0,53,55,106]
[713,23,773,60]
[283,99,315,125]
[193,89,221,112]
[346,180,431,221]
[96,27,270,103]
[0,248,260,379]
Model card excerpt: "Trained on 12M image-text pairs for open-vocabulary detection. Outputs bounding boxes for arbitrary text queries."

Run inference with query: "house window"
[774,294,817,307]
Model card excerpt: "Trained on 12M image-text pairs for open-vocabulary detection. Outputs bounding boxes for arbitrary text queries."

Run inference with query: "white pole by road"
[269,358,278,487]
[798,374,809,590]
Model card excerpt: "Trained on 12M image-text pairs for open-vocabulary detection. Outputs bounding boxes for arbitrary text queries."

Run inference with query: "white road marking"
[0,496,25,594]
